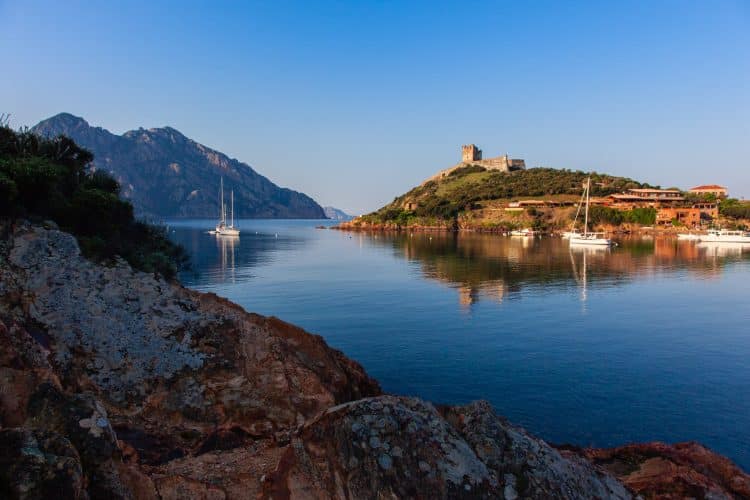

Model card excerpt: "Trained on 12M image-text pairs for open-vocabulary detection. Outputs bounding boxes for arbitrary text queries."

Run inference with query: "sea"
[168,218,750,470]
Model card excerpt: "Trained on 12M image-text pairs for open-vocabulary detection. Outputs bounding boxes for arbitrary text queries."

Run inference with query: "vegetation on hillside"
[365,166,654,225]
[587,206,657,227]
[719,198,750,221]
[0,121,188,279]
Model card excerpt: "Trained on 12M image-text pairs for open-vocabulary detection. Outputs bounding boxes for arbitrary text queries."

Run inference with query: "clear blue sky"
[2,0,748,213]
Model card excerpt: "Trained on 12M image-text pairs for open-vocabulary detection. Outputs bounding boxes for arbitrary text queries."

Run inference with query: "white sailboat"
[569,177,613,247]
[213,178,240,236]
[562,187,586,239]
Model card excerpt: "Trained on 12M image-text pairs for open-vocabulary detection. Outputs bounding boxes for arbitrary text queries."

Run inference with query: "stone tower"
[462,144,482,162]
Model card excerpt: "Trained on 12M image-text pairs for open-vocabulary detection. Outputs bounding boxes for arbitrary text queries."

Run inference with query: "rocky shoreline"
[1,222,748,499]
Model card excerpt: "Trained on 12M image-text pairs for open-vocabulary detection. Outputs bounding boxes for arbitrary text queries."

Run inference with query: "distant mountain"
[323,206,353,221]
[32,113,326,219]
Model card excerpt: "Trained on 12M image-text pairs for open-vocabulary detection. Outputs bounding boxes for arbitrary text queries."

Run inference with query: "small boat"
[569,177,613,247]
[510,228,538,237]
[569,232,613,246]
[563,186,587,239]
[214,178,240,236]
[677,233,701,241]
[699,229,750,243]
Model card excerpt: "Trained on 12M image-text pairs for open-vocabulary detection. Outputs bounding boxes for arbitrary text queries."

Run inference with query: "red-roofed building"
[688,185,728,198]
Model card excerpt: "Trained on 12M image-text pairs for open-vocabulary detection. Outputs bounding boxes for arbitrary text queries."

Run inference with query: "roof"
[689,185,727,191]
[628,188,682,193]
[610,193,685,200]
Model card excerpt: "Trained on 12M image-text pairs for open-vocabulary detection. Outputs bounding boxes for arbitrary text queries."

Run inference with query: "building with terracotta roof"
[608,188,684,209]
[688,185,728,198]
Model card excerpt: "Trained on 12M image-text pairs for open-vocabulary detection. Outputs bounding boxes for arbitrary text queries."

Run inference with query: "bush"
[587,206,623,226]
[623,207,656,225]
[720,198,750,220]
[0,125,188,279]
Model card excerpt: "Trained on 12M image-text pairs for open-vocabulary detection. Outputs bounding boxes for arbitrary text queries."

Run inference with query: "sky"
[1,1,748,213]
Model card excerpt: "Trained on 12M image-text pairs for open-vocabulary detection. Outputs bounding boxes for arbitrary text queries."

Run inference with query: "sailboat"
[562,187,586,239]
[213,178,240,236]
[569,177,613,246]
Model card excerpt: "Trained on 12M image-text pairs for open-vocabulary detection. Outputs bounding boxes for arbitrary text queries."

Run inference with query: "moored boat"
[568,177,613,247]
[510,228,538,237]
[699,229,750,243]
[570,232,613,246]
[213,178,241,236]
[677,233,701,241]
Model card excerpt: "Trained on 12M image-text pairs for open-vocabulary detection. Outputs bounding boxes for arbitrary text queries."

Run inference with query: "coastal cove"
[170,218,750,471]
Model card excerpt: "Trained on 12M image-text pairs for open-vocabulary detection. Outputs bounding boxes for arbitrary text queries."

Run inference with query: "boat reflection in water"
[216,233,239,283]
[569,244,611,310]
[375,232,750,309]
[698,241,750,258]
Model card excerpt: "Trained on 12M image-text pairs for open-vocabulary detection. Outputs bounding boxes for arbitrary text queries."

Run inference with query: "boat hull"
[569,236,612,246]
[677,234,701,241]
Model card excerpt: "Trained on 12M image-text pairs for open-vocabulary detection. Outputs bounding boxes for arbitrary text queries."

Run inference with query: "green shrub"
[720,198,750,220]
[0,125,188,279]
[623,207,656,225]
[587,206,623,226]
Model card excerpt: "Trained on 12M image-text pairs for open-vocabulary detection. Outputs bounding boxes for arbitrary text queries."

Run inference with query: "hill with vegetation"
[0,121,187,278]
[354,166,655,230]
[32,113,326,219]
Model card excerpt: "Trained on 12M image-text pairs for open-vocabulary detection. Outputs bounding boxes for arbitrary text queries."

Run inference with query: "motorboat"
[699,229,750,243]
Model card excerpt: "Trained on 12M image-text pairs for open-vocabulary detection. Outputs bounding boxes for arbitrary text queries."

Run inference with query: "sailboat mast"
[583,177,590,236]
[572,189,585,231]
[231,191,234,227]
[220,177,225,223]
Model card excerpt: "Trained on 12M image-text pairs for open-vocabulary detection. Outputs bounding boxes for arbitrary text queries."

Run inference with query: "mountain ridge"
[32,113,326,219]
[323,206,353,220]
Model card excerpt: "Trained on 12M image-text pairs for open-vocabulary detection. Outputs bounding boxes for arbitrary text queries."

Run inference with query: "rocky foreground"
[1,222,748,499]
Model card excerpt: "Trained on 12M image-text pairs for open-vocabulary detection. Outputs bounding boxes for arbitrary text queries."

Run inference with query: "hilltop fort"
[425,144,526,183]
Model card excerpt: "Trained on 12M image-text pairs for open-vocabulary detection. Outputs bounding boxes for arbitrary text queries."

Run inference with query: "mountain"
[323,206,353,220]
[32,113,326,219]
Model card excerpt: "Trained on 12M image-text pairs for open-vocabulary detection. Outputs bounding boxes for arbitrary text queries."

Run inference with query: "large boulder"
[578,441,750,499]
[262,396,631,499]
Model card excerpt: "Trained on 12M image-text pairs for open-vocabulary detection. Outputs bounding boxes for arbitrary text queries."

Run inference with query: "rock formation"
[31,113,326,219]
[1,222,747,499]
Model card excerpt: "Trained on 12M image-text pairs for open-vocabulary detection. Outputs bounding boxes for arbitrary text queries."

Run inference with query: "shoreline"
[332,220,702,237]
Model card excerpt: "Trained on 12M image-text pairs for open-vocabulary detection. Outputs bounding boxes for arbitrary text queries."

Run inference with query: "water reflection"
[169,220,309,287]
[166,221,750,470]
[216,234,238,283]
[366,233,750,308]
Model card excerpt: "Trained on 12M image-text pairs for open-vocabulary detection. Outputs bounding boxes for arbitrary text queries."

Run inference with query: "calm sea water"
[169,219,750,470]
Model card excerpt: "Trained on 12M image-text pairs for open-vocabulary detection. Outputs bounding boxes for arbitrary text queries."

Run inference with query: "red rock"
[580,441,750,499]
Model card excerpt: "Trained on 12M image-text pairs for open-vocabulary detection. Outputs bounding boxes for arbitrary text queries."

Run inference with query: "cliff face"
[0,223,747,499]
[31,113,326,219]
